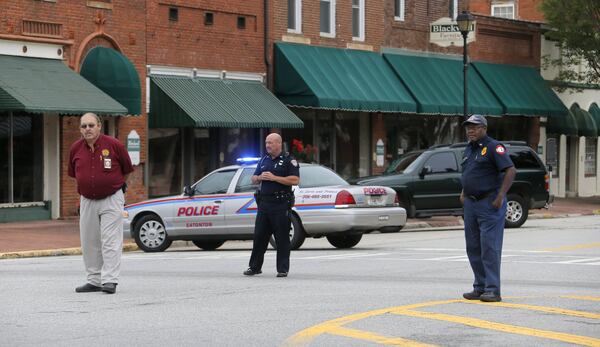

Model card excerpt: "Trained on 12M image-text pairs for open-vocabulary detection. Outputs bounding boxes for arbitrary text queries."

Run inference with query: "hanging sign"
[127,130,141,165]
[430,17,476,47]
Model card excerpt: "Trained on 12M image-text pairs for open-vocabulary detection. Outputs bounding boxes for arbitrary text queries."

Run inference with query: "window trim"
[584,138,597,178]
[394,0,405,22]
[288,0,303,34]
[352,0,365,41]
[491,3,515,19]
[319,0,336,38]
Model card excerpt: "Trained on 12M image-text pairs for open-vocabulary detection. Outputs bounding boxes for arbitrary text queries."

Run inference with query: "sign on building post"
[430,17,476,47]
[127,130,141,165]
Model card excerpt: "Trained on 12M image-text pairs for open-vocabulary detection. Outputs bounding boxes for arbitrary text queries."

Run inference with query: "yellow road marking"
[541,242,600,252]
[393,309,600,347]
[327,326,437,346]
[284,300,460,346]
[463,300,600,319]
[562,296,600,302]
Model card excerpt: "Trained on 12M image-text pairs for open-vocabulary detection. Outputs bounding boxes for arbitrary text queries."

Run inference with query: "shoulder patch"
[495,144,506,155]
[291,159,298,167]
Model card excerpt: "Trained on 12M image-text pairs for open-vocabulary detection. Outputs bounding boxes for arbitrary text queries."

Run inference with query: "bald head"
[265,132,282,157]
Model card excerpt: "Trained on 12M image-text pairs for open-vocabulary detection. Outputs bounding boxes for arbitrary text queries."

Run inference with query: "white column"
[43,114,60,219]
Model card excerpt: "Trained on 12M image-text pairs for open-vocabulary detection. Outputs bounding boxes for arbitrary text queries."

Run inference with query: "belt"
[467,190,495,201]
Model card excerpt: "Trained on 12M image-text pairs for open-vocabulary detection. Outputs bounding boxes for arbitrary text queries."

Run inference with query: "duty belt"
[467,190,495,201]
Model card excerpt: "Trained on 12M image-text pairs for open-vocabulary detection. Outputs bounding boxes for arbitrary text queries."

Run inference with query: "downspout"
[264,0,270,90]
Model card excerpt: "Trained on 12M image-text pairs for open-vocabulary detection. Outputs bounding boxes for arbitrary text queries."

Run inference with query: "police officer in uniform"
[460,115,516,302]
[244,133,299,277]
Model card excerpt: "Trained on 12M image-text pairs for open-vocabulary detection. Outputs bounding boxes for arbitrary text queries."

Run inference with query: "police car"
[123,160,407,252]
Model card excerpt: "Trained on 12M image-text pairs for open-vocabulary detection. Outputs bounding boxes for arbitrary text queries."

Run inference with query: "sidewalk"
[1,197,599,258]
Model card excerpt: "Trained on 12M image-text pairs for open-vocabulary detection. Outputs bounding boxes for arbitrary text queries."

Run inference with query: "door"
[224,167,259,234]
[410,151,462,210]
[171,169,236,234]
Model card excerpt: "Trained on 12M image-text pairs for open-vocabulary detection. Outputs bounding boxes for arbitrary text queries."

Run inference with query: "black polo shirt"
[254,153,299,195]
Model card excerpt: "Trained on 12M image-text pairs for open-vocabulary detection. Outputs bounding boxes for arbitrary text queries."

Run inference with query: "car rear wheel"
[505,194,529,228]
[192,240,226,250]
[134,215,172,252]
[269,212,306,250]
[326,234,362,249]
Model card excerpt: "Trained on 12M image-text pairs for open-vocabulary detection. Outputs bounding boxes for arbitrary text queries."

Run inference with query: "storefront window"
[486,116,530,142]
[149,128,182,197]
[0,112,44,204]
[384,115,463,162]
[193,128,211,182]
[585,138,597,177]
[217,128,260,167]
[282,109,316,163]
[335,112,360,179]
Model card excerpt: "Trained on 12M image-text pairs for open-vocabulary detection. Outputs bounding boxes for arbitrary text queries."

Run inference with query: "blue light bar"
[236,157,261,164]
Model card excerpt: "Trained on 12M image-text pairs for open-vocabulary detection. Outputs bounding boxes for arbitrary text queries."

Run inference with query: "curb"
[0,243,139,260]
[1,212,598,259]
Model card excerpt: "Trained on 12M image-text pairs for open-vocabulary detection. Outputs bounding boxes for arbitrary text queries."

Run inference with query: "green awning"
[383,52,503,115]
[0,55,127,115]
[547,110,578,136]
[80,47,141,115]
[274,42,417,113]
[571,104,597,137]
[150,76,303,128]
[589,103,600,135]
[471,62,568,117]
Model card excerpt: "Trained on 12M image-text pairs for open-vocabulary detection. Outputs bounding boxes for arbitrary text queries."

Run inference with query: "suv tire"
[326,234,362,248]
[505,194,529,228]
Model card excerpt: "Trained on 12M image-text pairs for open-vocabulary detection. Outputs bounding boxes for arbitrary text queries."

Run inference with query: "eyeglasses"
[80,123,97,129]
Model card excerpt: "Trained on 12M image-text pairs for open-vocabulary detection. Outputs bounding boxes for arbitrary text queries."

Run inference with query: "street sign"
[430,17,476,47]
[127,130,141,165]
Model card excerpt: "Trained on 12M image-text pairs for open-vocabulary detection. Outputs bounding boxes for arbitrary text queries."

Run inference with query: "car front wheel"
[192,240,226,250]
[134,215,172,252]
[269,212,306,250]
[326,234,362,249]
[505,194,529,228]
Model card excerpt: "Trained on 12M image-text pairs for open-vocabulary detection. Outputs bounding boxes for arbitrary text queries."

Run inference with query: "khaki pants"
[79,190,124,286]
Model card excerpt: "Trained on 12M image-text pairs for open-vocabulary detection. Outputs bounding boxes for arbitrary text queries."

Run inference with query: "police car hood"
[124,194,187,209]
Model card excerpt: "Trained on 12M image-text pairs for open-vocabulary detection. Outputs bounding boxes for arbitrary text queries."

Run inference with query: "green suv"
[352,142,552,228]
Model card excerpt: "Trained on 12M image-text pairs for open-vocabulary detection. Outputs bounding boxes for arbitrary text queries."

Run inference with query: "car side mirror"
[183,185,193,196]
[419,166,431,178]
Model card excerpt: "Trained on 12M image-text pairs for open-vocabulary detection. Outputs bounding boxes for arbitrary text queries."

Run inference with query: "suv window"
[509,148,543,169]
[235,168,258,193]
[193,169,236,195]
[424,152,458,173]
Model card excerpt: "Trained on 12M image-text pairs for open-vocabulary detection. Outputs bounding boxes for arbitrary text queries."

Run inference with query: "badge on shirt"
[104,158,112,169]
[481,147,487,156]
[291,159,298,167]
[495,144,506,155]
[102,149,110,157]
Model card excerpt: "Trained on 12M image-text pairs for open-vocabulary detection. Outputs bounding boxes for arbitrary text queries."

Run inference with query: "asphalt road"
[1,216,599,346]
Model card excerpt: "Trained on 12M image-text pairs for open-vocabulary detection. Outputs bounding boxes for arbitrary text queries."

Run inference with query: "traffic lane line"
[542,242,600,252]
[461,300,600,320]
[285,298,600,347]
[561,296,600,302]
[326,326,436,346]
[391,309,600,347]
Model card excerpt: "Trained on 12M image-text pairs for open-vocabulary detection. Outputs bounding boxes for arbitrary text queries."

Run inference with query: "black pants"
[248,205,291,273]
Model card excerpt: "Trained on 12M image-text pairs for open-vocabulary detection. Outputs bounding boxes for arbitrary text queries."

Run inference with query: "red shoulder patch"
[495,144,506,155]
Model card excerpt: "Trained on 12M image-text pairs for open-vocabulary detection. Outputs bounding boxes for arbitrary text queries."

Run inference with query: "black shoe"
[75,283,102,293]
[480,292,501,302]
[101,283,117,294]
[462,290,484,300]
[276,272,288,277]
[243,268,262,276]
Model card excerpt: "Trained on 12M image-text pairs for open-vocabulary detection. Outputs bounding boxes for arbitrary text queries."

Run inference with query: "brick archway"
[74,32,124,72]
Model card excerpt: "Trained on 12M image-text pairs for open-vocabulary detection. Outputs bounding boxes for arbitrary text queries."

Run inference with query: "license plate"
[367,196,384,206]
[378,215,389,221]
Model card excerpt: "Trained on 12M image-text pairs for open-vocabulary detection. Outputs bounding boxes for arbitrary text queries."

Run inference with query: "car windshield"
[384,151,423,174]
[299,165,349,188]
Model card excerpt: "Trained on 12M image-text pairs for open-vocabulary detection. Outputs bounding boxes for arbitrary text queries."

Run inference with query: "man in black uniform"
[244,133,300,277]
